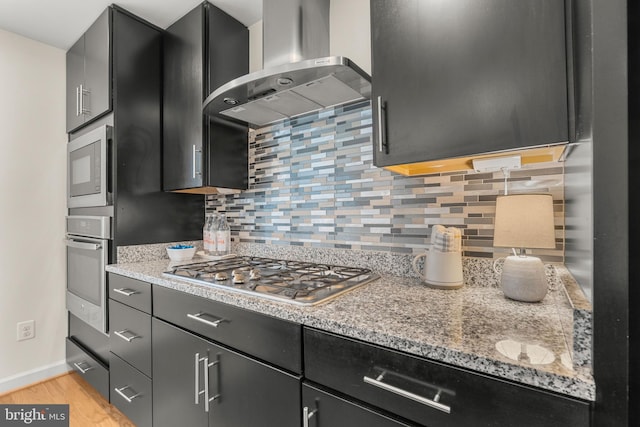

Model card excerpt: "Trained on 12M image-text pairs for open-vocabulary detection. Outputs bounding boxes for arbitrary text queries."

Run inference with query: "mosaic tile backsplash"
[207,101,565,262]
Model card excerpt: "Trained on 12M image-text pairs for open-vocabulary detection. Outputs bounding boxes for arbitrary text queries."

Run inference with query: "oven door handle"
[65,239,102,251]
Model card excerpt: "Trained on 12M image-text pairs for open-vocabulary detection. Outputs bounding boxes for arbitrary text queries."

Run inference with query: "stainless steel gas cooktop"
[163,256,379,306]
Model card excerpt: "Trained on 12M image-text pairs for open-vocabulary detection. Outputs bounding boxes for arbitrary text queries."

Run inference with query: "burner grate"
[163,256,378,305]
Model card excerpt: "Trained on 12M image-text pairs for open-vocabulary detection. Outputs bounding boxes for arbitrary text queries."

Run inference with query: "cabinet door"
[371,0,568,167]
[209,335,300,427]
[153,318,208,427]
[153,317,300,427]
[66,36,84,132]
[163,5,205,190]
[82,8,111,124]
[303,383,414,427]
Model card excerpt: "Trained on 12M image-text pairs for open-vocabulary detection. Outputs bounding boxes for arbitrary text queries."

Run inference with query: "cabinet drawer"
[304,328,590,427]
[153,285,302,373]
[109,300,152,377]
[66,338,109,400]
[303,383,414,427]
[110,354,152,427]
[108,273,152,313]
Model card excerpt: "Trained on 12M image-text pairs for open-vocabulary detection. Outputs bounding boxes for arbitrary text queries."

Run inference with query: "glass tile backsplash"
[206,101,564,262]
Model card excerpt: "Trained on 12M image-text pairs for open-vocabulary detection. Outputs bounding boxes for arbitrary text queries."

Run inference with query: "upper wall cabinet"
[371,0,569,169]
[66,9,111,133]
[163,2,249,193]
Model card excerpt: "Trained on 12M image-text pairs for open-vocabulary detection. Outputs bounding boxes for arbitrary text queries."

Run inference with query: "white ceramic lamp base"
[500,255,547,302]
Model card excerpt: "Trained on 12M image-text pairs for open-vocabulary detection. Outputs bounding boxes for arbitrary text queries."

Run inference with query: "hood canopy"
[202,0,371,128]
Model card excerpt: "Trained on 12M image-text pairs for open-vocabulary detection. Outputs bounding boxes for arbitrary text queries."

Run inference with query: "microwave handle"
[65,239,102,251]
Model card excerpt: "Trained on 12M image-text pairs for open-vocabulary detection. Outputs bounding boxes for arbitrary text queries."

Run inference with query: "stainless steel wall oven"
[65,215,112,333]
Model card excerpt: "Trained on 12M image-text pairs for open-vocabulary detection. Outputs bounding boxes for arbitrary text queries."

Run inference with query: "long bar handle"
[303,406,317,427]
[192,145,202,179]
[65,239,101,251]
[363,374,451,414]
[187,312,224,328]
[114,329,141,342]
[203,356,220,413]
[377,95,385,152]
[113,288,138,297]
[114,385,141,403]
[73,361,94,374]
[195,353,204,405]
[76,86,80,116]
[80,84,90,115]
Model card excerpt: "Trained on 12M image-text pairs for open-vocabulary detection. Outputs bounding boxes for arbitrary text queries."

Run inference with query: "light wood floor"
[0,372,135,426]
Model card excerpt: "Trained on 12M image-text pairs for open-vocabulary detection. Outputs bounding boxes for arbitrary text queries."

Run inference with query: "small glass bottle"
[203,213,212,255]
[216,214,231,255]
[208,213,220,255]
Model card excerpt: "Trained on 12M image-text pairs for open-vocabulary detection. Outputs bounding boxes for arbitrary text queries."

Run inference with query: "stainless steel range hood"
[202,0,371,129]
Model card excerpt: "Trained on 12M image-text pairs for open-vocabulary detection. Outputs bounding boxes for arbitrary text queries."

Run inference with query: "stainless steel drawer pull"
[187,312,225,328]
[73,361,94,374]
[65,240,101,251]
[363,374,451,414]
[114,329,141,342]
[303,406,317,427]
[114,385,142,403]
[113,288,139,297]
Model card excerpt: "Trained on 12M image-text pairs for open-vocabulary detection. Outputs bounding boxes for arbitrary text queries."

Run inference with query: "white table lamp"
[493,194,556,302]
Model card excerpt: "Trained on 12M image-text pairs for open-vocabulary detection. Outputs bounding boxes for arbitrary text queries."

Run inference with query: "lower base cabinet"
[152,317,301,427]
[303,383,413,427]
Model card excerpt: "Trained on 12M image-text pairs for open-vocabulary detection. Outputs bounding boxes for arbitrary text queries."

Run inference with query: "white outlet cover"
[17,320,35,341]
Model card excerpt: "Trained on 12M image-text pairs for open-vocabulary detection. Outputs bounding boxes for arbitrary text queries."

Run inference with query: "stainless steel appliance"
[164,256,379,305]
[67,125,112,208]
[202,0,371,128]
[66,215,112,333]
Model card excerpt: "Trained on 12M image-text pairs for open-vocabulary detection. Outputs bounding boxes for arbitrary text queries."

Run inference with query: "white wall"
[330,0,371,74]
[0,29,68,391]
[248,0,371,73]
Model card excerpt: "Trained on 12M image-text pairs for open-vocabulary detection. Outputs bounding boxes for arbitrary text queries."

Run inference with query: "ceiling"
[0,0,263,50]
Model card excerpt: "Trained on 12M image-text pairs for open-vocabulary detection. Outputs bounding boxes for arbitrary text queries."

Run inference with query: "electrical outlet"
[17,320,35,341]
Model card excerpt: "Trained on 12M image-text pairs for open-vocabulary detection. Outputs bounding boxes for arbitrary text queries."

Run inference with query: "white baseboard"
[0,361,70,394]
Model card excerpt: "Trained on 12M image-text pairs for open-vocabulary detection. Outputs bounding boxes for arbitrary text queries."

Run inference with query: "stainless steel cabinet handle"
[303,406,317,427]
[363,374,451,414]
[76,86,80,116]
[195,353,205,405]
[80,84,90,115]
[73,361,94,374]
[203,356,220,413]
[192,145,203,179]
[114,385,141,403]
[113,288,138,297]
[65,239,102,251]
[376,95,385,152]
[114,329,141,342]
[187,312,225,328]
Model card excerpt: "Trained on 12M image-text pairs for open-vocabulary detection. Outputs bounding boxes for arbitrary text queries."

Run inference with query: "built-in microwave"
[67,125,112,208]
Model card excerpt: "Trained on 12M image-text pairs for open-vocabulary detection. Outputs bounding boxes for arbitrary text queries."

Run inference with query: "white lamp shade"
[493,194,556,249]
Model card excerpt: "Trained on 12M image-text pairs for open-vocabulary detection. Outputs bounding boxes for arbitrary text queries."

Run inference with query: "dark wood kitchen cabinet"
[304,328,591,427]
[163,2,249,192]
[371,0,570,169]
[152,318,300,427]
[302,383,414,427]
[66,8,111,133]
[108,274,153,427]
[152,285,302,427]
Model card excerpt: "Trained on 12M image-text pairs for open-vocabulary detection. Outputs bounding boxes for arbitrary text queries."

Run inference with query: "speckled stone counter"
[106,256,595,401]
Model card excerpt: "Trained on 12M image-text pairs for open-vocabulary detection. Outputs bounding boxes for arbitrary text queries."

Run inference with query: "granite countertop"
[106,257,595,401]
